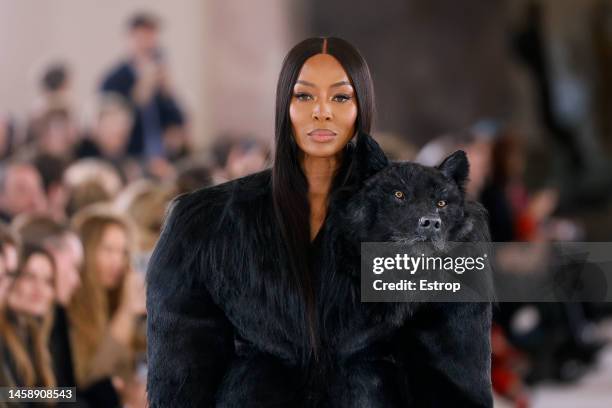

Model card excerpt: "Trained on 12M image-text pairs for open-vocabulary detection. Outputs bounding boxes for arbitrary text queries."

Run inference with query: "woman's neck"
[301,154,340,195]
[300,153,342,240]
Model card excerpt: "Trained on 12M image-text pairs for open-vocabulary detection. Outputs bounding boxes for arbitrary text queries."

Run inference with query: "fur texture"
[319,151,493,407]
[146,134,492,407]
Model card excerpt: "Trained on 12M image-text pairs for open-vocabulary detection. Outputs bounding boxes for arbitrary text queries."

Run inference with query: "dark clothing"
[146,131,492,407]
[49,305,120,408]
[480,183,515,242]
[0,311,41,408]
[0,337,17,408]
[74,138,103,160]
[0,210,12,224]
[100,61,184,157]
[49,305,74,387]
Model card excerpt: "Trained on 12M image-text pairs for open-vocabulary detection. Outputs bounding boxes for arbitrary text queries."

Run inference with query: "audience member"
[0,160,47,223]
[210,135,269,183]
[33,154,70,222]
[34,108,78,159]
[63,159,124,217]
[115,181,174,275]
[100,12,185,159]
[76,93,134,164]
[0,223,18,304]
[174,158,213,194]
[0,114,16,160]
[0,244,56,388]
[67,208,146,402]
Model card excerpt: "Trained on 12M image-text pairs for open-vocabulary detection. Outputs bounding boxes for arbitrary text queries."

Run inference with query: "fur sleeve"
[397,302,493,407]
[146,193,236,408]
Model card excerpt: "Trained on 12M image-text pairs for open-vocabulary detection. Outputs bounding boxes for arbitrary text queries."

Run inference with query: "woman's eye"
[394,191,405,200]
[332,94,351,103]
[437,200,447,208]
[294,93,312,101]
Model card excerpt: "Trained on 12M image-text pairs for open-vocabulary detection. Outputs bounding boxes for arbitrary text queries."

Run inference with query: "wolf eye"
[394,191,405,200]
[437,200,447,208]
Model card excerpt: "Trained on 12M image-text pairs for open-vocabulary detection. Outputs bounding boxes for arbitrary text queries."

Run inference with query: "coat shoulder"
[166,168,272,232]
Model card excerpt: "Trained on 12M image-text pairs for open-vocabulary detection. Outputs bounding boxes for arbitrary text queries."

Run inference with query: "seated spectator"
[115,181,174,274]
[34,108,78,160]
[162,124,191,162]
[28,63,77,146]
[210,135,270,183]
[173,158,214,194]
[13,215,83,388]
[64,159,124,197]
[33,154,70,222]
[0,223,19,305]
[0,114,16,160]
[63,159,124,217]
[12,215,121,407]
[0,230,17,401]
[76,93,134,164]
[0,159,47,223]
[0,249,8,404]
[65,181,113,219]
[67,208,146,398]
[0,244,56,388]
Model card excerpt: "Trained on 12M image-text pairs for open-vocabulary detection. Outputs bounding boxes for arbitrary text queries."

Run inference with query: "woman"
[0,244,56,389]
[147,37,492,407]
[68,208,146,395]
[114,180,175,275]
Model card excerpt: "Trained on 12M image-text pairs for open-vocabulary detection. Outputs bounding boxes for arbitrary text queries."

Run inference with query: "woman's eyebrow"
[295,80,353,88]
[296,80,315,87]
[330,80,352,88]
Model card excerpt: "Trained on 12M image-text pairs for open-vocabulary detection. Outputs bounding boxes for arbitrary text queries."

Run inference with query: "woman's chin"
[300,143,345,159]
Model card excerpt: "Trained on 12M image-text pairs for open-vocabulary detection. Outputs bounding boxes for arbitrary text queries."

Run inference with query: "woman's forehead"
[296,54,351,87]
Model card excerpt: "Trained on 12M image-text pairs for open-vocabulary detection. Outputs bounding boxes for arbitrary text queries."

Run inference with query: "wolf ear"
[437,150,469,191]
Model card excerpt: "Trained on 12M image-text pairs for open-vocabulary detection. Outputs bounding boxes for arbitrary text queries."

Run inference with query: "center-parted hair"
[272,37,375,359]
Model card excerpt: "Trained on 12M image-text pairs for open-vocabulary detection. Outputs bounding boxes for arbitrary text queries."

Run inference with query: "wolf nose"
[419,216,441,230]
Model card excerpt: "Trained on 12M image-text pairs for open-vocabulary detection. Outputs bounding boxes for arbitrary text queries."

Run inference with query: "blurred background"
[0,0,611,407]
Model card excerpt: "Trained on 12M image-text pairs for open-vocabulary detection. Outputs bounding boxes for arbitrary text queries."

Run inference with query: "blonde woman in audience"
[0,244,56,389]
[114,180,175,274]
[67,207,145,392]
[0,223,19,395]
[64,158,124,197]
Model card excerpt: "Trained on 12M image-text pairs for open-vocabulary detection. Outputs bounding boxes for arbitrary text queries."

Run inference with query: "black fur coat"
[146,132,492,407]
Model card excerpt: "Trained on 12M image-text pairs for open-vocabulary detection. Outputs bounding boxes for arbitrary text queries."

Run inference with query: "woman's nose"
[312,103,332,121]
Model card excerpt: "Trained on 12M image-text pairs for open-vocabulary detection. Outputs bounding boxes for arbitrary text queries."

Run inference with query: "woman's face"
[290,53,358,158]
[0,245,17,303]
[0,255,9,303]
[7,253,55,317]
[95,224,128,289]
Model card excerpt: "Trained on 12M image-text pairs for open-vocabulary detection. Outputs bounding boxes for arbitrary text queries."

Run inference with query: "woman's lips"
[308,129,337,142]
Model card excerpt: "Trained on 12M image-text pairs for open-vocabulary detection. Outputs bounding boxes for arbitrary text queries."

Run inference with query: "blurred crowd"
[1,9,611,408]
[414,123,612,408]
[0,11,269,408]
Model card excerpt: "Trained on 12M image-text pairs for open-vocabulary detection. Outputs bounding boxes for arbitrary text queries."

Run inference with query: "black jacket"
[146,132,492,407]
[49,305,120,408]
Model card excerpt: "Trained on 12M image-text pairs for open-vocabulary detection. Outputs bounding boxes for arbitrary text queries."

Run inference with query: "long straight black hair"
[272,37,375,360]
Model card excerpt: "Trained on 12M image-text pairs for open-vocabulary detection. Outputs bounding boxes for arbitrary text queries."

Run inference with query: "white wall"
[0,0,295,150]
